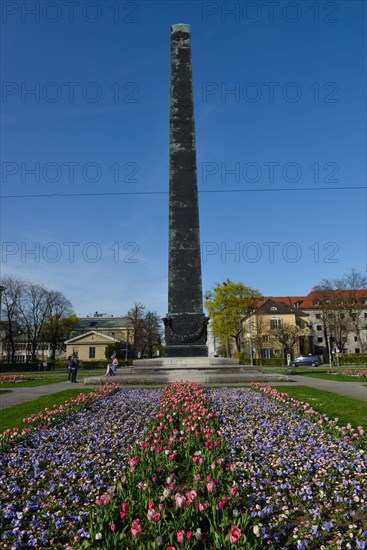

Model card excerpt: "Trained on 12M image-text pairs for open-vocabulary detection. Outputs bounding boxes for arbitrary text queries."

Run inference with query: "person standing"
[71,355,79,383]
[67,355,73,382]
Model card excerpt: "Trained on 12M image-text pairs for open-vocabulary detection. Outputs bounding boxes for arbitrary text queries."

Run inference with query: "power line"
[1,185,366,199]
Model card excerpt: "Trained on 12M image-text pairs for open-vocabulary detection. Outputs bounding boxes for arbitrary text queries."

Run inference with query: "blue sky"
[1,0,366,318]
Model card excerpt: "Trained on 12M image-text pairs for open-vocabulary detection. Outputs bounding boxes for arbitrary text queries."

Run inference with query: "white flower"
[195,528,202,541]
[95,533,102,540]
[253,525,261,537]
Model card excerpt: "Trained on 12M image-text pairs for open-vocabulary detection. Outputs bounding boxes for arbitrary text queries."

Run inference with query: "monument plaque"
[163,24,208,357]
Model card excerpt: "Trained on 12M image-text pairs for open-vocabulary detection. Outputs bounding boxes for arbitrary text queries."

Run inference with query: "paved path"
[287,375,367,402]
[0,376,366,411]
[0,380,89,410]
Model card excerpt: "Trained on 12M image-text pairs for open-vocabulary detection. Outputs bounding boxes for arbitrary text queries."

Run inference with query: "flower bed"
[85,382,255,549]
[0,374,41,384]
[0,385,120,450]
[1,383,366,549]
[251,383,366,448]
[0,389,161,548]
[211,387,367,549]
[328,369,367,378]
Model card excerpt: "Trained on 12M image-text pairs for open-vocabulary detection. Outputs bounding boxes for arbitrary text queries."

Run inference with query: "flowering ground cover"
[328,370,367,379]
[1,383,366,549]
[0,388,161,548]
[0,375,41,384]
[85,382,258,549]
[211,387,367,549]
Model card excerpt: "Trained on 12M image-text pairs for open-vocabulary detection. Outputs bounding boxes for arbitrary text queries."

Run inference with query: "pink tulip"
[177,530,185,543]
[131,519,142,538]
[229,525,241,544]
[207,481,216,493]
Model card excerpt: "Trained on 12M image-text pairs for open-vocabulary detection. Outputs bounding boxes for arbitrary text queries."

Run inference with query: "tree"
[250,315,268,367]
[1,276,25,362]
[272,323,305,365]
[41,291,76,359]
[313,268,367,353]
[143,311,162,358]
[127,303,146,359]
[17,283,51,361]
[205,280,262,356]
[126,304,162,359]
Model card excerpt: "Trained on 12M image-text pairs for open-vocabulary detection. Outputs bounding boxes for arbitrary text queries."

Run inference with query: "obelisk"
[163,24,208,357]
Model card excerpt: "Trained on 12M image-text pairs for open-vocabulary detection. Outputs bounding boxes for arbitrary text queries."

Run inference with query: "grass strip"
[0,389,95,432]
[272,385,367,431]
[0,370,105,387]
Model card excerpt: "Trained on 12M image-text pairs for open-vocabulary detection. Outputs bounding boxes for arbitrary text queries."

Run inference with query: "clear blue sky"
[1,0,366,317]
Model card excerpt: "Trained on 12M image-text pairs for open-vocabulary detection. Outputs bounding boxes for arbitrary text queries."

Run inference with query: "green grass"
[0,390,12,394]
[0,370,105,387]
[273,385,367,431]
[0,389,96,432]
[292,372,367,382]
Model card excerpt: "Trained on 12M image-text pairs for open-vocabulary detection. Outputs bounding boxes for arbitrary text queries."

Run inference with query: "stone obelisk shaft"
[164,24,208,357]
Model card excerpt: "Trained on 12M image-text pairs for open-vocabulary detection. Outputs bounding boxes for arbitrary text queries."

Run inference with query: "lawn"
[271,385,367,430]
[0,388,96,432]
[263,366,367,382]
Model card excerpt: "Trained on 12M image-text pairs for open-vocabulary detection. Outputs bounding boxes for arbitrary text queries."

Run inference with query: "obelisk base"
[163,313,209,357]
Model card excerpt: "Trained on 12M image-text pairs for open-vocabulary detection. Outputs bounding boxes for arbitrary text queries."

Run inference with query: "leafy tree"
[205,280,262,356]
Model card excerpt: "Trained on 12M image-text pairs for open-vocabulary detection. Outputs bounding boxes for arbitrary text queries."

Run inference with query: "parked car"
[290,355,320,367]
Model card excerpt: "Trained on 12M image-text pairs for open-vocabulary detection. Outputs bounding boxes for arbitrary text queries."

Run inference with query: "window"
[354,336,358,342]
[270,318,282,330]
[362,298,367,305]
[313,300,320,306]
[73,347,79,356]
[316,314,321,319]
[89,347,96,359]
[263,335,270,342]
[316,325,322,331]
[364,313,367,319]
[270,306,278,311]
[317,337,323,343]
[355,348,360,354]
[261,348,273,359]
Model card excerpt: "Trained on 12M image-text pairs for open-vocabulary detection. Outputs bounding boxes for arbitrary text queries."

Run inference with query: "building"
[65,315,133,362]
[242,298,313,364]
[268,290,367,356]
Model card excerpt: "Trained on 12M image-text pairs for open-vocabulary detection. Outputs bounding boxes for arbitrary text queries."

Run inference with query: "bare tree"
[272,323,306,365]
[1,276,25,362]
[127,302,146,359]
[41,291,75,359]
[17,283,51,361]
[143,311,162,358]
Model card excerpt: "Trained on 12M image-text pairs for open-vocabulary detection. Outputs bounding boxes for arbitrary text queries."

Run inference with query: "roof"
[299,289,367,309]
[73,317,133,330]
[65,331,120,344]
[253,299,309,317]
